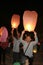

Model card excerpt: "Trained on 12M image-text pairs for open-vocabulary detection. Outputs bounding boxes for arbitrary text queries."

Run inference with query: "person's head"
[23,31,35,42]
[24,58,30,65]
[13,29,17,39]
[19,42,24,53]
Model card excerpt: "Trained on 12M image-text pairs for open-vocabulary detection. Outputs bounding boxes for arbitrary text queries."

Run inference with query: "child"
[24,58,30,65]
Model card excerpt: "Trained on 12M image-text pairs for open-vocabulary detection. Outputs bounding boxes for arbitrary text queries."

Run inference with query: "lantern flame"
[0,28,3,36]
[11,22,17,28]
[33,48,37,53]
[25,24,34,32]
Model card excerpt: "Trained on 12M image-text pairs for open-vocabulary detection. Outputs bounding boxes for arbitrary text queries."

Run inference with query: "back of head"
[13,29,18,39]
[30,31,35,41]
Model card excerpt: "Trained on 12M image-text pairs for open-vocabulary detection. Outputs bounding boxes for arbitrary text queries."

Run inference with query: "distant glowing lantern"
[0,28,3,36]
[33,45,37,53]
[23,10,38,31]
[11,14,20,29]
[0,26,8,42]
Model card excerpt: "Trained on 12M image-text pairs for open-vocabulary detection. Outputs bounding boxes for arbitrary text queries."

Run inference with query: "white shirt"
[13,37,21,52]
[13,31,38,57]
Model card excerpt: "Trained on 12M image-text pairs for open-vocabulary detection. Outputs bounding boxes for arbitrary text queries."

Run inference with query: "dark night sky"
[0,0,43,38]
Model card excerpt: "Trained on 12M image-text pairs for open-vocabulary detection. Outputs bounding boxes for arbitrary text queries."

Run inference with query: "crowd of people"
[0,27,38,65]
[12,28,38,65]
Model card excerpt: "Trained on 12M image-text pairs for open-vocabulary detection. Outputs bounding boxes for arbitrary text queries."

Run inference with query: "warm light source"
[0,28,3,36]
[0,26,8,42]
[23,10,38,31]
[33,45,37,53]
[24,24,34,32]
[11,14,20,29]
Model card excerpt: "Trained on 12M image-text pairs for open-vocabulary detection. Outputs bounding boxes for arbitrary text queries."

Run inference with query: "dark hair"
[30,32,35,41]
[13,29,18,39]
[19,42,23,48]
[19,42,24,54]
[23,31,35,41]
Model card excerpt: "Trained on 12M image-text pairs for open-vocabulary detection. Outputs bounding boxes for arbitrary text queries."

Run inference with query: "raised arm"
[20,30,25,40]
[20,30,26,44]
[32,31,38,46]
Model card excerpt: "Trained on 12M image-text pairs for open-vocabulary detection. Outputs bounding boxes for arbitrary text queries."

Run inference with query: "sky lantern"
[33,45,37,53]
[0,28,3,36]
[11,14,20,29]
[23,10,38,31]
[0,26,8,42]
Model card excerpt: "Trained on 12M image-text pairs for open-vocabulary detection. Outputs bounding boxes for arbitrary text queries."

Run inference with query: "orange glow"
[24,23,35,32]
[33,48,37,53]
[11,14,20,28]
[0,28,3,36]
[23,10,38,31]
[0,26,8,42]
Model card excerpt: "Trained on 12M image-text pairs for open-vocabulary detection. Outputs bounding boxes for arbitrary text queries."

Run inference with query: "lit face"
[25,36,31,42]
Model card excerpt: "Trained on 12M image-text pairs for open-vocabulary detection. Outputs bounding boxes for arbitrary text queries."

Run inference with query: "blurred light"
[23,10,38,31]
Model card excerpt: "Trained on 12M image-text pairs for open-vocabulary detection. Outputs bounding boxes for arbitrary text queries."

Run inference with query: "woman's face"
[25,36,31,42]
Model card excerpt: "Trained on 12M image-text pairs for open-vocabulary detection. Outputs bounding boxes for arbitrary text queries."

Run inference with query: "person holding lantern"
[20,10,38,65]
[11,14,21,64]
[12,28,22,64]
[20,30,38,65]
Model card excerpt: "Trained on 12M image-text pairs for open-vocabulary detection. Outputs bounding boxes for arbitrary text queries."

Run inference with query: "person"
[24,58,30,65]
[12,28,21,64]
[5,33,13,60]
[19,42,30,65]
[20,30,38,65]
[7,33,13,53]
[0,26,9,65]
[0,38,8,65]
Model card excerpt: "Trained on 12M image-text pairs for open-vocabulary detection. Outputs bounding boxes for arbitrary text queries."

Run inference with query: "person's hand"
[34,31,37,36]
[22,30,25,34]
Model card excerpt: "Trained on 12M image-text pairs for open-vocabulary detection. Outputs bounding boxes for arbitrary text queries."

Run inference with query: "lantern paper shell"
[11,14,20,28]
[23,10,38,31]
[0,26,8,42]
[0,28,3,36]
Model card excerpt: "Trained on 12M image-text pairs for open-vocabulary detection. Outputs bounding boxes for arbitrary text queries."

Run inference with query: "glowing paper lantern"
[0,26,8,42]
[33,45,37,53]
[23,10,38,31]
[33,48,37,53]
[0,28,3,36]
[11,14,20,29]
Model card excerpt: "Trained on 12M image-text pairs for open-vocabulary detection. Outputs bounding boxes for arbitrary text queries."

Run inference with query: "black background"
[0,0,43,40]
